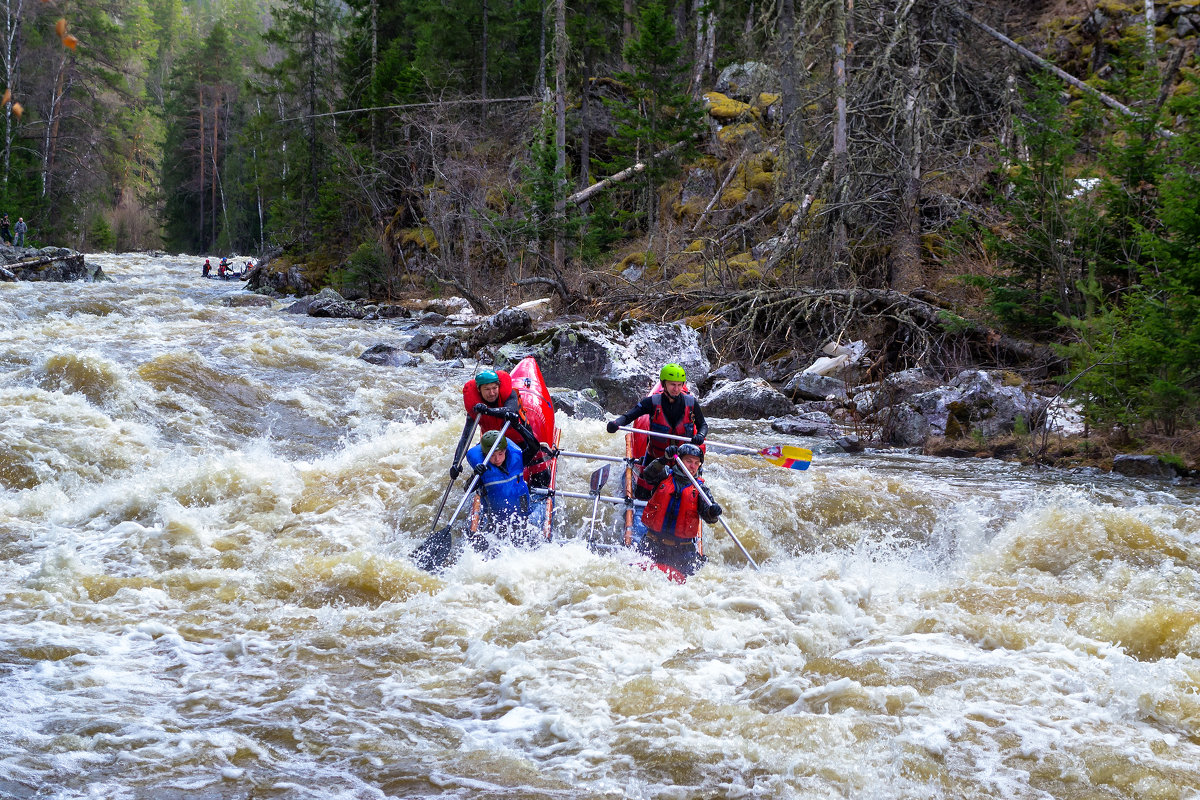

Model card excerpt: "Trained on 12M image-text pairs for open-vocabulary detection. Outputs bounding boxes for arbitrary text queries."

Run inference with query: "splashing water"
[1,254,1198,799]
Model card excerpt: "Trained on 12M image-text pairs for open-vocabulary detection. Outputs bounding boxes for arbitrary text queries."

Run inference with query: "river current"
[1,254,1198,799]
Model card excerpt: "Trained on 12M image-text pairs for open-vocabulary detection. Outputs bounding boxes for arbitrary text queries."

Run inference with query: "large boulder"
[496,320,710,411]
[467,306,533,352]
[307,288,366,319]
[359,344,420,367]
[3,248,93,281]
[715,62,780,102]
[771,411,835,437]
[784,371,848,401]
[702,378,794,419]
[1111,454,1178,480]
[222,294,274,308]
[877,369,1049,446]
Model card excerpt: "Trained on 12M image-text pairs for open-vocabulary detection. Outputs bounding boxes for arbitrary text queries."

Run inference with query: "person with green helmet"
[605,362,709,499]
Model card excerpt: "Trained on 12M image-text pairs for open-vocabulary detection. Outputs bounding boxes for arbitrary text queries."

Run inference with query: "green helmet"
[481,430,503,453]
[660,363,687,382]
[475,370,500,388]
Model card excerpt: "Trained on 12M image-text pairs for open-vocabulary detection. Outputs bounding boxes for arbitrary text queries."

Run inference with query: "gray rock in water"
[308,288,366,319]
[834,434,864,453]
[771,412,834,436]
[359,343,420,367]
[284,296,314,314]
[784,371,848,401]
[496,320,710,412]
[5,248,91,281]
[467,307,532,353]
[223,294,274,308]
[404,332,435,352]
[428,333,465,361]
[553,389,607,420]
[878,404,932,447]
[706,362,746,388]
[702,378,794,419]
[1111,454,1178,480]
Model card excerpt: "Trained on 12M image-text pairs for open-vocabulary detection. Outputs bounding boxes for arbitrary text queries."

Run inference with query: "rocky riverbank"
[236,281,1196,484]
[0,244,105,281]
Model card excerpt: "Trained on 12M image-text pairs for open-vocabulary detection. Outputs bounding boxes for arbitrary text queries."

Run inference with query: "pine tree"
[595,0,702,244]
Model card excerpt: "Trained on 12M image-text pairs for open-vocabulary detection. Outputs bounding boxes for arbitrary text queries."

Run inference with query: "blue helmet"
[475,370,500,388]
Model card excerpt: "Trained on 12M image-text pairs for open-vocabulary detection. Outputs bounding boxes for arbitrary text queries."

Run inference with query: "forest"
[2,0,1198,452]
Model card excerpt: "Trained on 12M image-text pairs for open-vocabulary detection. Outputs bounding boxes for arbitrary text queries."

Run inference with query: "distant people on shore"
[13,217,26,247]
[0,214,10,245]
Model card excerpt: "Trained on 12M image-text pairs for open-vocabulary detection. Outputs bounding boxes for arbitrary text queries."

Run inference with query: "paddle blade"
[760,445,813,470]
[412,527,456,573]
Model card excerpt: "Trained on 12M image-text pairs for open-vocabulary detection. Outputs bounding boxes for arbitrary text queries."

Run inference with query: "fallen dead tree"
[597,286,1063,378]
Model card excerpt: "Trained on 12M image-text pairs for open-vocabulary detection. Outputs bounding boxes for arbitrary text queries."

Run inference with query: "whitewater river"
[1,253,1198,799]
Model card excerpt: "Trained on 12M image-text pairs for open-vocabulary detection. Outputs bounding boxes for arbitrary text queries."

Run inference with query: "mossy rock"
[673,196,708,219]
[684,313,718,329]
[746,155,776,193]
[727,252,758,268]
[716,122,761,147]
[921,233,948,258]
[617,251,647,271]
[721,186,749,207]
[1001,371,1025,387]
[737,268,763,288]
[670,272,702,289]
[684,239,706,253]
[400,227,439,252]
[704,91,753,121]
[755,92,780,111]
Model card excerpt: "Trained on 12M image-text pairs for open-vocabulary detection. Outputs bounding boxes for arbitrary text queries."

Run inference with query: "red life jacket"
[646,393,696,460]
[642,473,702,540]
[461,371,526,444]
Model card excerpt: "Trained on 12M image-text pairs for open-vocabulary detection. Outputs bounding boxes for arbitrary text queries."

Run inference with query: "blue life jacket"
[466,440,530,518]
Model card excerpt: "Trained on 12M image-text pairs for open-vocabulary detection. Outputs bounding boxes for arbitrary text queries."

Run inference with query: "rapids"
[1,254,1199,799]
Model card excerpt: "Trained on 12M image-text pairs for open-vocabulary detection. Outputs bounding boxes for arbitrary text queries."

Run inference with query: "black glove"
[449,465,461,479]
[504,409,521,422]
[606,420,620,434]
[665,445,679,458]
[701,503,722,523]
[539,443,557,457]
[691,433,705,446]
[473,463,488,477]
[473,403,487,415]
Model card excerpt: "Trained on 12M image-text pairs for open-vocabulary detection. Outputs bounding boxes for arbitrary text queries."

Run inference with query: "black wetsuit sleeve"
[692,403,709,439]
[612,396,656,427]
[641,458,671,485]
[452,418,474,466]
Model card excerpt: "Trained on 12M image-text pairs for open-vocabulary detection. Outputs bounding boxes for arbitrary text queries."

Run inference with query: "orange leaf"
[55,18,66,38]
[1,90,9,106]
[12,103,22,118]
[62,34,77,49]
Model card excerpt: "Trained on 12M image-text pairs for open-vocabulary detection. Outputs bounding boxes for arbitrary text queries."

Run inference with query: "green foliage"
[1059,77,1200,436]
[595,0,703,237]
[88,216,117,252]
[977,73,1101,334]
[332,240,389,296]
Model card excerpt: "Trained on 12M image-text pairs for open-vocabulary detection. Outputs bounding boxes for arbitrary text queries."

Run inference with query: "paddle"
[585,464,611,542]
[412,421,510,573]
[615,425,812,470]
[430,416,478,533]
[670,454,760,570]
